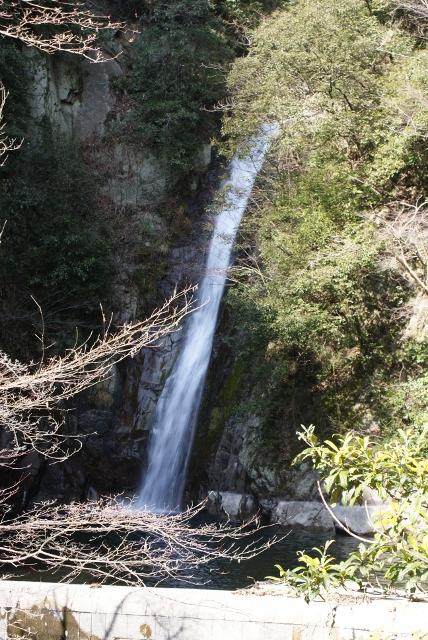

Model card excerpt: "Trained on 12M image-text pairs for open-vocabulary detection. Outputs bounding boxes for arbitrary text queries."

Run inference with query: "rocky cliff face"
[185,307,321,507]
[22,40,216,502]
[24,43,210,323]
[39,204,218,502]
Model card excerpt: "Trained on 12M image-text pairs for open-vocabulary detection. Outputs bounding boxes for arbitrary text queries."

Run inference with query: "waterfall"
[137,126,275,512]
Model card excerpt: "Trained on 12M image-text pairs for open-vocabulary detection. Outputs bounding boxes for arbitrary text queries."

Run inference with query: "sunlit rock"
[272,501,335,533]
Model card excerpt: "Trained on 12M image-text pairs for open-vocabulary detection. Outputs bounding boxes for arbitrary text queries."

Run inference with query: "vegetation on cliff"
[116,0,287,171]
[210,0,428,485]
[215,0,428,596]
[118,0,232,170]
[0,38,113,356]
[0,131,110,356]
[0,0,285,356]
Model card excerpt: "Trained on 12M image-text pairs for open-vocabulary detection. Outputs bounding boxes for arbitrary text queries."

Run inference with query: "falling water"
[138,126,275,512]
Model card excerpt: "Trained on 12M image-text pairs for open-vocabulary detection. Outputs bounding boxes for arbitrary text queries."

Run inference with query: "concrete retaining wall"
[0,580,427,639]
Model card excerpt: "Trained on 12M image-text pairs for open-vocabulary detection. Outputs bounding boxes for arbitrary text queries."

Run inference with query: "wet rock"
[207,490,257,521]
[291,466,320,500]
[272,500,335,532]
[86,486,98,502]
[139,350,167,387]
[259,497,279,518]
[209,418,248,492]
[134,389,158,430]
[206,494,386,536]
[169,328,184,345]
[90,366,119,410]
[102,144,167,206]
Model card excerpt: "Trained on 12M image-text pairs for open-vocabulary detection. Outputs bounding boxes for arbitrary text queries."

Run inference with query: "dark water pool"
[162,528,360,590]
[11,528,359,591]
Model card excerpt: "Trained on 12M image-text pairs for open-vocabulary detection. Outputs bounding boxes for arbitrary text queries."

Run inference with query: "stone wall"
[0,580,426,640]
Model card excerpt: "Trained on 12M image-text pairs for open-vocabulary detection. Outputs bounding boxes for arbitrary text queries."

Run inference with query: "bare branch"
[392,0,428,36]
[0,288,194,464]
[316,481,374,544]
[0,498,279,585]
[0,82,21,164]
[394,0,428,19]
[373,199,428,295]
[0,0,123,61]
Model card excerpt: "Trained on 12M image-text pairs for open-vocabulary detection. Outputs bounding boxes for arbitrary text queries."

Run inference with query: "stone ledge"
[0,580,426,640]
[207,491,388,535]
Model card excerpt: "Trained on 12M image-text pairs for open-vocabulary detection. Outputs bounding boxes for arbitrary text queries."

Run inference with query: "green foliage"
[116,0,289,170]
[366,50,428,192]
[0,41,31,138]
[369,340,428,437]
[214,0,289,45]
[273,426,428,598]
[118,0,233,171]
[216,2,428,592]
[225,156,407,440]
[269,541,359,602]
[218,0,428,454]
[0,132,110,353]
[296,425,428,504]
[224,0,411,145]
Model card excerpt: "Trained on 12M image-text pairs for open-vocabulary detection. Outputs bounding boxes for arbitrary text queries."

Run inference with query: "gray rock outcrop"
[272,500,335,532]
[207,491,257,521]
[206,491,388,535]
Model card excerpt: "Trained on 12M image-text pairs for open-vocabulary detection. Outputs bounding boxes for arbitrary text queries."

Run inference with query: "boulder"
[270,500,388,535]
[207,491,257,521]
[272,500,335,533]
[332,505,386,536]
[206,494,389,535]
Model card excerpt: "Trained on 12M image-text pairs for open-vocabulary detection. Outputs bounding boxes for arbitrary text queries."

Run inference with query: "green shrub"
[0,130,110,354]
[218,0,427,454]
[270,425,428,599]
[118,0,233,171]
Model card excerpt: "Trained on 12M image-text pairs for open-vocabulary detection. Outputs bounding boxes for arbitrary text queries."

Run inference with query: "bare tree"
[0,499,277,586]
[376,200,428,296]
[0,288,194,467]
[0,283,275,584]
[0,83,21,165]
[393,0,428,35]
[394,0,428,19]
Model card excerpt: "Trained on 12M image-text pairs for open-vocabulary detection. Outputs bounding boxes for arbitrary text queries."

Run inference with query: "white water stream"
[137,127,275,512]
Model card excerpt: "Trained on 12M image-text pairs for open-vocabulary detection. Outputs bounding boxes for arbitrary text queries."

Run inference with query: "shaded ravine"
[137,127,275,512]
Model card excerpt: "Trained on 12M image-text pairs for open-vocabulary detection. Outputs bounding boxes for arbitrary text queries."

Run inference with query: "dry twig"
[0,288,194,465]
[374,200,428,295]
[0,498,278,586]
[0,0,122,60]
